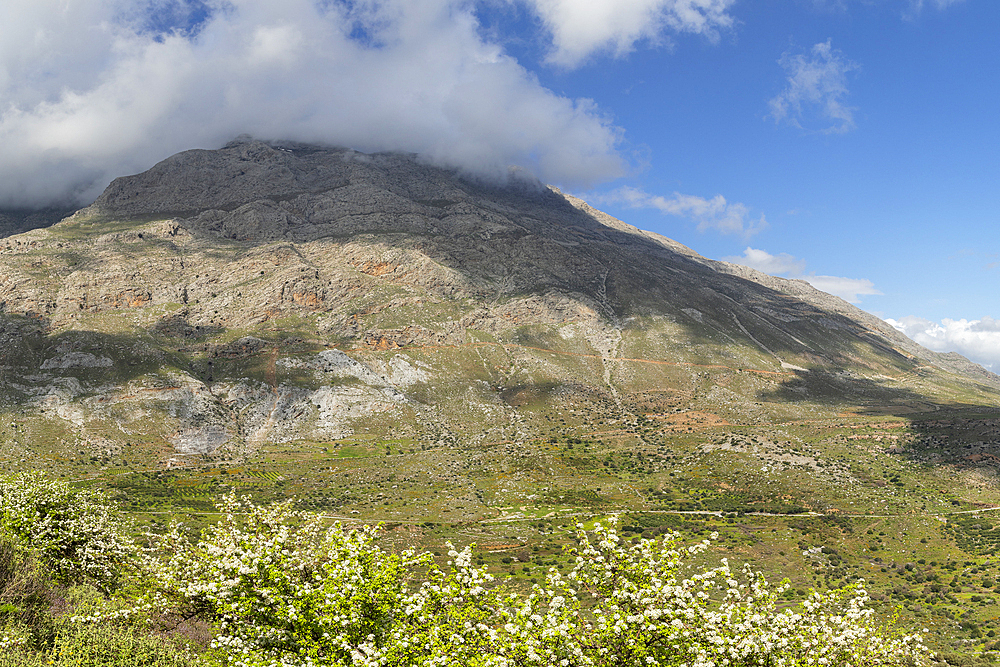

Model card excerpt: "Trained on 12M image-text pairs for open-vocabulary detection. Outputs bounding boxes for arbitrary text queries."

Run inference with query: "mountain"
[7,138,1000,655]
[2,138,996,464]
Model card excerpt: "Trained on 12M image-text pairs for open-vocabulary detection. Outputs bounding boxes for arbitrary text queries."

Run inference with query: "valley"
[2,139,1000,662]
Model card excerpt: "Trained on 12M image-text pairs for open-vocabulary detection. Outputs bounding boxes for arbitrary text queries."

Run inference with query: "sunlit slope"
[1,139,997,468]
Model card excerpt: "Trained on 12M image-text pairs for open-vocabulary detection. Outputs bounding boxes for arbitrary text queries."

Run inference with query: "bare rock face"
[1,138,998,465]
[91,139,324,217]
[172,425,229,455]
[40,352,113,369]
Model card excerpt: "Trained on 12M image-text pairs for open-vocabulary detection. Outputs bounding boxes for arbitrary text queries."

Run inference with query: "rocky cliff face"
[1,138,997,468]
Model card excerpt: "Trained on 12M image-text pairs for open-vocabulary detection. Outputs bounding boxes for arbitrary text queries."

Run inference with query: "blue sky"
[571,0,999,313]
[546,0,1000,368]
[0,0,997,367]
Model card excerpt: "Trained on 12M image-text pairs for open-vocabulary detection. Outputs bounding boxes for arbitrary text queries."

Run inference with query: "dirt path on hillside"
[266,346,278,390]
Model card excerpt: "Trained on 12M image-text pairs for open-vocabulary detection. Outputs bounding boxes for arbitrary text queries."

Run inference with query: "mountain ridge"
[86,138,995,385]
[1,138,997,467]
[7,139,1000,655]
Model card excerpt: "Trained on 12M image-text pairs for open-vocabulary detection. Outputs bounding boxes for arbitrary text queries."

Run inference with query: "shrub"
[145,497,930,667]
[144,494,419,666]
[0,530,52,628]
[0,621,190,667]
[0,473,135,590]
[0,555,190,666]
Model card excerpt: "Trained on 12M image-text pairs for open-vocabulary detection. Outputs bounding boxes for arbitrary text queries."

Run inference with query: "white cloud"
[524,0,736,68]
[593,186,766,238]
[971,317,1000,333]
[802,275,881,304]
[723,247,881,304]
[0,0,642,208]
[768,39,858,134]
[725,246,805,275]
[887,316,1000,370]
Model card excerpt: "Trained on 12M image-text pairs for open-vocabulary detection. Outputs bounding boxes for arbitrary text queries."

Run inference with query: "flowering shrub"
[146,497,930,667]
[0,472,136,590]
[531,522,928,667]
[145,495,422,667]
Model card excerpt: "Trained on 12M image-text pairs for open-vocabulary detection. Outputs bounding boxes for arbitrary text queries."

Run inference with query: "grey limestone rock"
[2,137,998,462]
[40,352,113,369]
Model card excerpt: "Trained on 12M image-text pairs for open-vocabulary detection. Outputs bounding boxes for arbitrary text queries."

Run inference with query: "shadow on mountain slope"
[758,367,1000,417]
[0,312,187,391]
[33,141,998,419]
[0,207,77,240]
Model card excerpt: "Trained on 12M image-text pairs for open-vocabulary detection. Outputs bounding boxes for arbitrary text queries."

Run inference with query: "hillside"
[2,139,1000,657]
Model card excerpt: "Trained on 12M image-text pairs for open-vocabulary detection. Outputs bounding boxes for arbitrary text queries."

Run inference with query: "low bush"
[143,494,930,667]
[0,620,190,667]
[0,474,931,666]
[0,531,51,629]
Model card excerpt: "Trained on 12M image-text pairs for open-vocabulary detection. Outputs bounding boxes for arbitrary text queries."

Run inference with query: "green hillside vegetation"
[4,142,1000,663]
[0,473,929,666]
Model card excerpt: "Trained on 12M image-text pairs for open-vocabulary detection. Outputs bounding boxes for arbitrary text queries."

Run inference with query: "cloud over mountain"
[724,247,881,304]
[0,0,735,208]
[887,316,1000,370]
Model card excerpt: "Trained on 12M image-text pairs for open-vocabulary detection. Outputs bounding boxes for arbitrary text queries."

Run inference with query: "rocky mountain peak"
[0,140,997,466]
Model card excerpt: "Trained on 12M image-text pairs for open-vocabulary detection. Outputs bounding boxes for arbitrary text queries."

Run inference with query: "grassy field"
[5,406,999,660]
